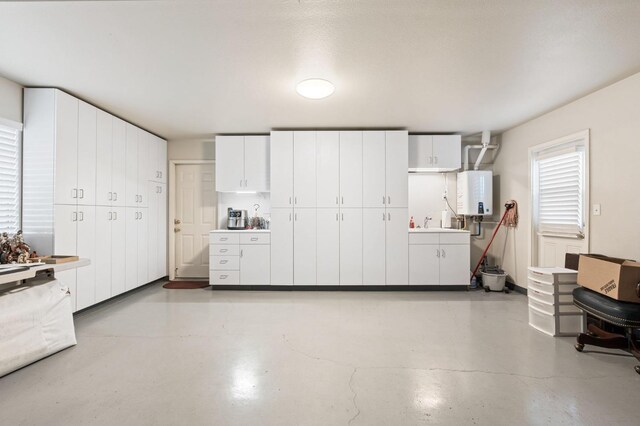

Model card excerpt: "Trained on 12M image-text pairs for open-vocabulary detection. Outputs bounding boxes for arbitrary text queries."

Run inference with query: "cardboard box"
[577,255,640,303]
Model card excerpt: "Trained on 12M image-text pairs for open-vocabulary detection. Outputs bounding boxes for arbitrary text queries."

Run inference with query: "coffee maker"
[227,208,248,230]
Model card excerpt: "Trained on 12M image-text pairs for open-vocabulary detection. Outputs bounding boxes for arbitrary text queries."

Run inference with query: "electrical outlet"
[592,204,601,216]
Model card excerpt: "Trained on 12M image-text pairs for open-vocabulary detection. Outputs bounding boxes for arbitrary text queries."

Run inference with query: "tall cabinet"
[270,130,408,286]
[22,88,168,312]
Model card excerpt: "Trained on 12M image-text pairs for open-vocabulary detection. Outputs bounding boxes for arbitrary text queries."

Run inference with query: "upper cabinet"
[270,132,294,207]
[215,135,269,192]
[363,130,408,208]
[408,134,461,172]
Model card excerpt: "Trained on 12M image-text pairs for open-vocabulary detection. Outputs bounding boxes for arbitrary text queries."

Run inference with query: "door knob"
[174,219,181,224]
[174,227,181,233]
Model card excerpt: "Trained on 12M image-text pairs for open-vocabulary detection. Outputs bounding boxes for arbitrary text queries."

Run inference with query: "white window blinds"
[0,123,21,233]
[534,147,585,238]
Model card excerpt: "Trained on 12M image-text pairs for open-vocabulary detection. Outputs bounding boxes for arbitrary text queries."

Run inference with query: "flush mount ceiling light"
[296,78,335,99]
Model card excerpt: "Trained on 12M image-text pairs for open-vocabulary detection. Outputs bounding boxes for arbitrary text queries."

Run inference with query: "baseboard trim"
[513,284,527,295]
[210,284,468,291]
[74,277,168,315]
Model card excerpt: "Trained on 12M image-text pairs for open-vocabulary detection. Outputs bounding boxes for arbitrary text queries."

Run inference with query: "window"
[0,121,22,233]
[531,131,588,239]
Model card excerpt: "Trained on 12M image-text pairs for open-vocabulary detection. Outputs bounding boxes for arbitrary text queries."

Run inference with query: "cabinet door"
[111,118,126,207]
[363,131,386,208]
[157,137,168,184]
[316,131,340,208]
[385,131,409,207]
[76,206,96,310]
[95,207,112,303]
[54,204,78,255]
[157,184,167,278]
[408,135,433,170]
[96,110,112,206]
[409,244,440,285]
[54,91,79,205]
[240,245,270,285]
[362,208,386,285]
[215,135,244,192]
[125,124,138,207]
[137,132,149,207]
[340,208,363,285]
[439,244,470,285]
[147,135,159,181]
[137,208,149,286]
[244,135,270,192]
[125,207,138,291]
[77,101,97,206]
[147,182,159,280]
[111,207,127,296]
[339,131,363,208]
[316,208,340,284]
[386,208,408,285]
[270,208,293,284]
[293,131,316,208]
[293,208,316,284]
[270,131,294,208]
[432,135,461,170]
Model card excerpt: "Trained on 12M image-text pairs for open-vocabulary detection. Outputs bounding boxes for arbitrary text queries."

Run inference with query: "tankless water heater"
[457,170,493,216]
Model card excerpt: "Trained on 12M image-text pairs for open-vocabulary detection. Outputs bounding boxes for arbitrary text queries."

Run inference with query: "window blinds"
[536,150,585,238]
[0,124,20,233]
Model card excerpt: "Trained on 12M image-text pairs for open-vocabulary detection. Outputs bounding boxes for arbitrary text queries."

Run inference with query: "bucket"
[482,271,507,292]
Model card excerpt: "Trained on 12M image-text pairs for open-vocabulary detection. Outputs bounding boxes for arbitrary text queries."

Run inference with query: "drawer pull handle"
[220,260,228,264]
[220,275,228,279]
[220,249,228,253]
[220,237,228,241]
[251,237,258,241]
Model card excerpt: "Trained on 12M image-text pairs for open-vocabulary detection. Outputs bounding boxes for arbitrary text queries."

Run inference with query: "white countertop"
[210,229,271,233]
[409,228,470,233]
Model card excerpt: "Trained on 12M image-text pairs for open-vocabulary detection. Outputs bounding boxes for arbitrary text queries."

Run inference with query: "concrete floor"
[1,283,639,425]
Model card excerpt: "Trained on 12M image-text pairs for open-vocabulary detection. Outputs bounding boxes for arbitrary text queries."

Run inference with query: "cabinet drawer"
[210,271,240,285]
[409,233,440,245]
[439,233,470,245]
[210,233,239,245]
[210,244,240,256]
[210,255,240,271]
[239,233,271,245]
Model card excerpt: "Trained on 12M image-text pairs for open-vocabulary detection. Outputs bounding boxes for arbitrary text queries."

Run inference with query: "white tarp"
[0,278,76,377]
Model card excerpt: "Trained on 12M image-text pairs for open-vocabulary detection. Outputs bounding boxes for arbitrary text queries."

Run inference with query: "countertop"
[0,259,91,287]
[409,228,470,233]
[210,229,271,233]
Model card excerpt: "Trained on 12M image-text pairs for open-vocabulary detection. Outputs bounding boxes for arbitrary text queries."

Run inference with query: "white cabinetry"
[386,208,409,285]
[22,88,168,313]
[209,231,271,285]
[316,208,340,284]
[293,132,316,208]
[216,135,270,192]
[340,208,363,285]
[362,208,386,285]
[316,132,340,208]
[408,135,461,172]
[293,209,316,284]
[270,208,293,284]
[339,131,363,208]
[409,231,470,286]
[270,132,294,208]
[363,131,386,208]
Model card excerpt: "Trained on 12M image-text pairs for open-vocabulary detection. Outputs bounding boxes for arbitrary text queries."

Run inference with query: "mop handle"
[470,205,513,280]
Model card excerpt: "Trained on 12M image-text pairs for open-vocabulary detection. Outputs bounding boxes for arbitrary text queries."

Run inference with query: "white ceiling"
[2,0,640,140]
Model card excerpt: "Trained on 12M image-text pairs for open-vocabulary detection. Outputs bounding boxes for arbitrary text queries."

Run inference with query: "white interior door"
[175,163,217,278]
[386,207,408,285]
[339,131,363,208]
[316,208,340,285]
[270,131,294,208]
[362,208,386,285]
[340,208,363,285]
[157,184,168,278]
[385,131,409,207]
[294,208,316,284]
[270,208,294,284]
[244,136,270,192]
[293,131,316,208]
[316,131,340,208]
[363,131,386,208]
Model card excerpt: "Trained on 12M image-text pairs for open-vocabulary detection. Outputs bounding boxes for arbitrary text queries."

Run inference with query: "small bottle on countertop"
[409,216,415,229]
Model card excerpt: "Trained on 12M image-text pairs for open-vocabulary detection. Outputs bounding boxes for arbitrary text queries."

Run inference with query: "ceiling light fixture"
[296,78,335,99]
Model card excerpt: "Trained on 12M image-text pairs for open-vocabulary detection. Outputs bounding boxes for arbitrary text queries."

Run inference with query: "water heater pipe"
[463,130,499,170]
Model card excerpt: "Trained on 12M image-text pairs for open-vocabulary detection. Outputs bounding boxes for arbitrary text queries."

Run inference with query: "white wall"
[408,173,457,228]
[0,74,22,124]
[167,139,215,161]
[489,71,640,287]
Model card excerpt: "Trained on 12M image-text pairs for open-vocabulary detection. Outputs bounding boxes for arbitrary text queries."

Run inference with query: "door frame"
[527,129,590,269]
[168,160,216,280]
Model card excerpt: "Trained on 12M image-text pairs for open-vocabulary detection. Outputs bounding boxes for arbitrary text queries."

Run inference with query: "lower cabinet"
[270,208,293,284]
[340,208,363,285]
[409,232,470,286]
[293,209,316,285]
[385,208,408,285]
[363,208,386,285]
[210,231,271,285]
[316,209,340,284]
